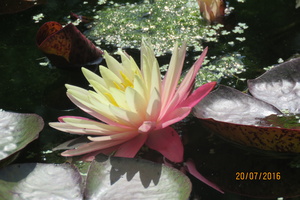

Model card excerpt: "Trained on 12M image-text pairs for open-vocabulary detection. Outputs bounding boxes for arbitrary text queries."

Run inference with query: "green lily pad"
[85,154,191,200]
[0,110,44,163]
[248,57,300,113]
[0,155,192,199]
[0,163,83,200]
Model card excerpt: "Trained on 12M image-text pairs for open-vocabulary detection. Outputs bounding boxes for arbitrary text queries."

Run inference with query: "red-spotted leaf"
[193,85,300,153]
[36,21,103,68]
[248,57,300,113]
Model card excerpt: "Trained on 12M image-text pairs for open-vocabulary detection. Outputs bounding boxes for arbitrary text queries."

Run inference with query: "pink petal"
[185,159,224,193]
[176,47,208,101]
[179,81,216,107]
[160,107,191,128]
[114,134,148,158]
[145,127,183,163]
[159,48,209,117]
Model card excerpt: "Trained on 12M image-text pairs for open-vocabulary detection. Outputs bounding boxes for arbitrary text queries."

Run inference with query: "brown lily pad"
[36,21,103,68]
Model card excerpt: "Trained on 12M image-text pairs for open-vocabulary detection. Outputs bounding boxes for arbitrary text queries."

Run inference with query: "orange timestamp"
[236,172,281,180]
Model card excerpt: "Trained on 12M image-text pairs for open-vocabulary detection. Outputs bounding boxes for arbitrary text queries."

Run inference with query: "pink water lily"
[49,40,216,162]
[197,0,225,24]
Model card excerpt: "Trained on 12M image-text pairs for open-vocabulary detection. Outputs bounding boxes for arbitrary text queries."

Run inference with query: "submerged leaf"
[0,110,44,162]
[84,154,192,200]
[261,114,300,130]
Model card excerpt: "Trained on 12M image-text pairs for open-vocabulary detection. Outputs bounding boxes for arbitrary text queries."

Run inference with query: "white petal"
[103,51,124,80]
[49,122,106,135]
[100,66,124,90]
[109,104,142,127]
[88,79,110,94]
[88,90,111,105]
[133,74,148,103]
[125,86,146,118]
[82,67,106,87]
[109,87,129,109]
[68,89,119,123]
[146,88,161,121]
[61,117,126,133]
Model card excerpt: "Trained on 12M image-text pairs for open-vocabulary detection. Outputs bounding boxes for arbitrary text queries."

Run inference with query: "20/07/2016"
[236,172,281,180]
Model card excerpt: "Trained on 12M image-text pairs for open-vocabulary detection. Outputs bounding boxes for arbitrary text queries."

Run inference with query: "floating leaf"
[193,85,300,153]
[193,85,281,125]
[36,21,103,68]
[85,154,192,200]
[248,57,300,113]
[0,110,43,163]
[0,155,191,199]
[0,163,83,200]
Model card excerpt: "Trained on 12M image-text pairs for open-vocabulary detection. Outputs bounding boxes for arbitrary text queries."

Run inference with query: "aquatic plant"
[49,39,216,162]
[0,155,192,199]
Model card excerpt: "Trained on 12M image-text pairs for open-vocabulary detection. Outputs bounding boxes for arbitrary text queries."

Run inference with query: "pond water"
[1,0,300,199]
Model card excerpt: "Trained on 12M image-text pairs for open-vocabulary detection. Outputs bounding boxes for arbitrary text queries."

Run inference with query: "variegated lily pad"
[0,163,83,200]
[193,85,300,153]
[85,155,191,200]
[0,110,44,164]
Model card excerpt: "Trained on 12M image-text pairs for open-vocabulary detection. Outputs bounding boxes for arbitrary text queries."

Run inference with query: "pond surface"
[1,0,300,199]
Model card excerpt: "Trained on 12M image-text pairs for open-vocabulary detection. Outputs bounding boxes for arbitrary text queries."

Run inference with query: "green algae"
[87,0,248,85]
[88,0,206,55]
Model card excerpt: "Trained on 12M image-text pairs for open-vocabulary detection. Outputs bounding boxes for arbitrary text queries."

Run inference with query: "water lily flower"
[49,40,216,162]
[197,0,225,24]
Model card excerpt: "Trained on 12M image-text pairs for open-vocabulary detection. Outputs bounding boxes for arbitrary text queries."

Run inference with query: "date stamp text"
[236,172,281,180]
